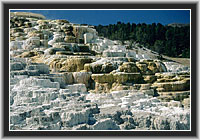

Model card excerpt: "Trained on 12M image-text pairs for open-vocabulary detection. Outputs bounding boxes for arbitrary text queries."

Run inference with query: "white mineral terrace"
[9,12,190,130]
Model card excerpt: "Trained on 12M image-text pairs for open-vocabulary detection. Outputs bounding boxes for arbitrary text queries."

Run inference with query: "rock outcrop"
[9,12,190,130]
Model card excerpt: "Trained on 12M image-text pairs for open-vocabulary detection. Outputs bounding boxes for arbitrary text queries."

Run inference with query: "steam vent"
[10,12,190,130]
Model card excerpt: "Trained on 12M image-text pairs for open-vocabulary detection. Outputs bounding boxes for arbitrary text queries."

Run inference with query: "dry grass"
[163,56,190,67]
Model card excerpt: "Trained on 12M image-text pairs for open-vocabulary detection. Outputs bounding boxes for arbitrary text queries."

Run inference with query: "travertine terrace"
[10,12,190,130]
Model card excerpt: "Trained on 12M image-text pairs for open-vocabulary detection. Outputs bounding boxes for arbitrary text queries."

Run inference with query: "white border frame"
[8,9,192,132]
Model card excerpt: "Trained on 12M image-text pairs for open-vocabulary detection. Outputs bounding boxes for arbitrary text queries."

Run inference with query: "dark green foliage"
[95,22,190,58]
[154,40,164,55]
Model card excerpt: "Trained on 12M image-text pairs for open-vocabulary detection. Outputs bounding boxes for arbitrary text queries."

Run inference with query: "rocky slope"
[9,12,190,130]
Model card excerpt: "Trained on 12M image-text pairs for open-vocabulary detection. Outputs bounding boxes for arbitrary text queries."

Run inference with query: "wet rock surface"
[10,12,190,130]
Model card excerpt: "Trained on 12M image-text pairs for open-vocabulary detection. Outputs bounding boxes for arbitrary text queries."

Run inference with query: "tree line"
[95,22,190,58]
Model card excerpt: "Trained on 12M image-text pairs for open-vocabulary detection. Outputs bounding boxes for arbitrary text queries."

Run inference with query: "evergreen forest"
[95,22,190,58]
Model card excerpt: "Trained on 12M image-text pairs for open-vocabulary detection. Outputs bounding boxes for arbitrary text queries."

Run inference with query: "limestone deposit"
[9,12,190,130]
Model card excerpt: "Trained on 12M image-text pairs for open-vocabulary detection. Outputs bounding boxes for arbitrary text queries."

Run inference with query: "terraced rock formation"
[10,12,190,130]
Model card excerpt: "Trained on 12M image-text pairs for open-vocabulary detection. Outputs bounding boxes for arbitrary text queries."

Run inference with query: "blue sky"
[10,10,190,25]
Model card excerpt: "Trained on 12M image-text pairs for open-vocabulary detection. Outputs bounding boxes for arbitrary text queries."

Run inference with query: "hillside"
[95,22,190,58]
[163,56,190,67]
[9,12,190,130]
